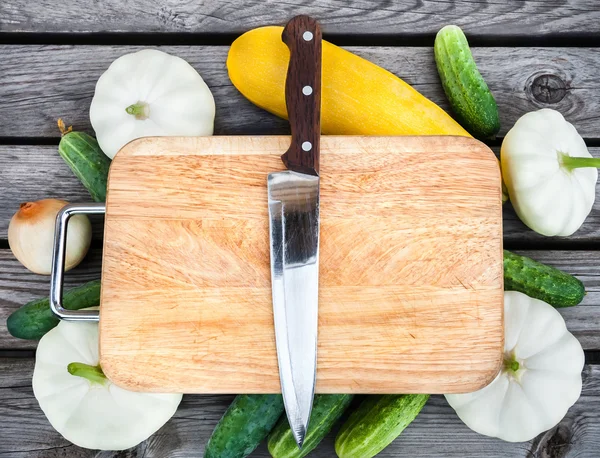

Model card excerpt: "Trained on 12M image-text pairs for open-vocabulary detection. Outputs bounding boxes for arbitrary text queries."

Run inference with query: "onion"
[8,199,92,275]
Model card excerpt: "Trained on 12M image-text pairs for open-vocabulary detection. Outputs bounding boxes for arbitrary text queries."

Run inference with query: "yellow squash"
[227,26,469,136]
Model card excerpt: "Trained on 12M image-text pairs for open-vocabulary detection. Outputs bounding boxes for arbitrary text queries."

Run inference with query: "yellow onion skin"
[8,199,92,275]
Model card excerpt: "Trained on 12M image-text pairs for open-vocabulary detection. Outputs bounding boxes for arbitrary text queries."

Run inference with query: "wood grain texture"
[1,0,599,37]
[1,46,600,139]
[0,248,103,350]
[1,358,599,457]
[98,135,503,393]
[3,145,600,244]
[0,146,105,241]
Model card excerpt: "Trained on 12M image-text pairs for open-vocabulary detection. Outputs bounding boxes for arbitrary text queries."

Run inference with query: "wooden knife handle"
[281,15,322,176]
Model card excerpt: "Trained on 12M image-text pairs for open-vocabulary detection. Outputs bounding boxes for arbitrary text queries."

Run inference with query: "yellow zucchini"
[227,27,469,136]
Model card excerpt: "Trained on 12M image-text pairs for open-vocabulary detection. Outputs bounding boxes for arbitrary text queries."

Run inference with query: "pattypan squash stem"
[561,154,600,171]
[68,362,108,385]
[125,102,150,120]
[503,354,520,374]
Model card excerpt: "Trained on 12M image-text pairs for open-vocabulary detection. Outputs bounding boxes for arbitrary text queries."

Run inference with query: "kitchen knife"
[267,15,322,449]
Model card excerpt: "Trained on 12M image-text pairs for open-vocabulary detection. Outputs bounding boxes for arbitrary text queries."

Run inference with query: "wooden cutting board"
[99,135,504,394]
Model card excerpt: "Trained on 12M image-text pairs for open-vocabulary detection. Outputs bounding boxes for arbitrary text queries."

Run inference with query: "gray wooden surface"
[0,248,598,351]
[1,0,599,37]
[1,1,600,456]
[2,46,599,139]
[3,145,600,245]
[2,359,599,457]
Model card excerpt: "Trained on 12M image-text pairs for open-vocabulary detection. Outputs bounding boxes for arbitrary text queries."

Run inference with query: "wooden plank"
[1,0,599,37]
[0,145,105,241]
[2,145,600,244]
[517,251,600,351]
[0,357,230,457]
[1,249,599,351]
[1,46,599,139]
[0,358,598,457]
[0,358,31,388]
[0,248,102,350]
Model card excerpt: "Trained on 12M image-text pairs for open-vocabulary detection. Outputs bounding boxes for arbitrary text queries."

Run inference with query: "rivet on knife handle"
[281,15,322,176]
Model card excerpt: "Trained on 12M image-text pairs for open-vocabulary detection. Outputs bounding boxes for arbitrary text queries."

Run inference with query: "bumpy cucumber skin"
[205,394,284,458]
[504,250,585,307]
[434,25,500,139]
[268,394,354,458]
[7,280,101,340]
[335,394,429,458]
[58,132,111,202]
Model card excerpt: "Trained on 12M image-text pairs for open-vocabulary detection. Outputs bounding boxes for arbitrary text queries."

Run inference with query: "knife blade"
[268,15,322,449]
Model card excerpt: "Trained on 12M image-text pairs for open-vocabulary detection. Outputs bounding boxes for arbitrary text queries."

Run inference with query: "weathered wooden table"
[1,1,600,456]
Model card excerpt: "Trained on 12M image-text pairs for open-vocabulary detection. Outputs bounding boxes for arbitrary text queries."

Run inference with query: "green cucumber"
[7,280,101,340]
[504,250,585,307]
[205,394,284,458]
[268,394,354,458]
[335,394,429,458]
[58,131,111,202]
[434,25,500,139]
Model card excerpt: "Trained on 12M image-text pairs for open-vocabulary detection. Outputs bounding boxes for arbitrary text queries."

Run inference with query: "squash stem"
[57,118,73,136]
[125,102,150,120]
[68,362,107,385]
[503,356,520,373]
[561,154,600,171]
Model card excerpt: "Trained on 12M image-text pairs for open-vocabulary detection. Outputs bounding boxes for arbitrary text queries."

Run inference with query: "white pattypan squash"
[501,109,599,236]
[90,49,215,159]
[445,291,584,442]
[33,315,182,450]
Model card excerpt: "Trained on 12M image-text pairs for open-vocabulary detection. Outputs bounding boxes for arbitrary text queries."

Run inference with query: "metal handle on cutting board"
[50,203,105,321]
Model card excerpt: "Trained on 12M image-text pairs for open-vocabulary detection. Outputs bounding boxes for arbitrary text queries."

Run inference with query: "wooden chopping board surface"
[99,135,504,394]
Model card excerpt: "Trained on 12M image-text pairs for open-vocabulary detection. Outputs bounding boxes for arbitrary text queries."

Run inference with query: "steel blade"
[268,170,319,448]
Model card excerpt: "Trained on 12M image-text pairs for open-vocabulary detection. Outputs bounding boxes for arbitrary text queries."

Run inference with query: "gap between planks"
[2,0,600,41]
[4,350,600,365]
[3,32,600,48]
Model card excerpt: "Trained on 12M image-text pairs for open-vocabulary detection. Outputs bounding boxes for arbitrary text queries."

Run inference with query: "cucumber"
[335,394,429,458]
[268,394,354,458]
[58,131,111,202]
[205,394,284,458]
[504,250,585,307]
[7,280,101,340]
[434,25,500,139]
